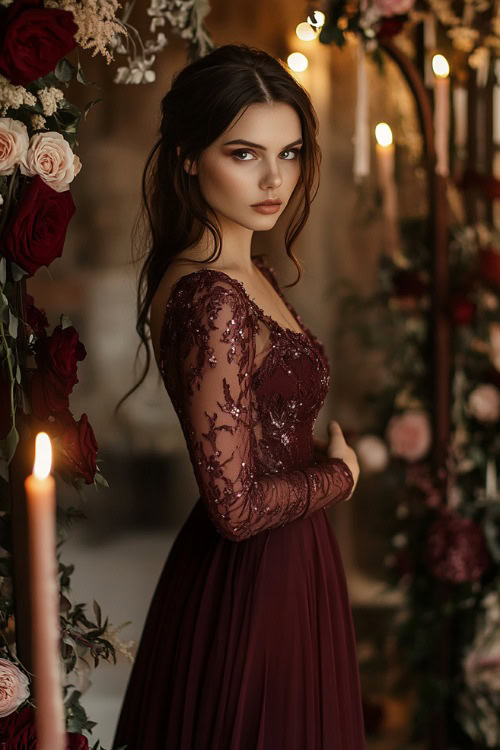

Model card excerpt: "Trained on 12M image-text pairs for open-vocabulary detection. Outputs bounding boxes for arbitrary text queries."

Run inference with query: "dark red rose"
[0,0,78,86]
[0,704,89,749]
[478,246,500,289]
[2,175,76,277]
[450,292,476,326]
[56,409,98,484]
[0,365,13,440]
[377,15,406,39]
[29,325,86,419]
[26,293,49,338]
[425,512,491,583]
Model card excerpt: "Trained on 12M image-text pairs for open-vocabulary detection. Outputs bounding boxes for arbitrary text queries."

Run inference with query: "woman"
[112,43,365,749]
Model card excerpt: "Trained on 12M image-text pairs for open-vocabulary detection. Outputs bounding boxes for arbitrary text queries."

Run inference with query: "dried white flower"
[0,75,37,117]
[38,86,65,117]
[44,0,127,64]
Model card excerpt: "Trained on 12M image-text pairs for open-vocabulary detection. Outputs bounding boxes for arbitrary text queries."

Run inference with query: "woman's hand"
[313,420,360,498]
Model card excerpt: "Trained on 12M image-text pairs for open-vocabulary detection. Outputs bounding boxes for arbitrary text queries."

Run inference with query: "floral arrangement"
[314,0,500,67]
[335,216,500,746]
[0,0,213,746]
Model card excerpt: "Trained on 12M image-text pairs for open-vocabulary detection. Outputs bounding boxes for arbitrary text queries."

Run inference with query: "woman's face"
[190,101,303,232]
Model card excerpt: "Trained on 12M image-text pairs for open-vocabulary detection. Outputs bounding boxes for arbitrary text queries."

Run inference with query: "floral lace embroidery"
[159,256,354,541]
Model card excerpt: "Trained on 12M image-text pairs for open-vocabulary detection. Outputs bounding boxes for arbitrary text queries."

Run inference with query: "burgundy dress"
[112,254,366,749]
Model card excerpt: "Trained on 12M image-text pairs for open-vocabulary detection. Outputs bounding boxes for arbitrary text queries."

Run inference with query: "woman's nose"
[260,162,282,189]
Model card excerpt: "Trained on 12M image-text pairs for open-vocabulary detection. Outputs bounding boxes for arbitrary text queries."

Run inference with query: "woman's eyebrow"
[222,138,303,150]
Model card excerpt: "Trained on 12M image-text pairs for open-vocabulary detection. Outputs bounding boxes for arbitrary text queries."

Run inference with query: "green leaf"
[0,423,19,464]
[93,599,102,627]
[83,98,103,120]
[8,309,17,338]
[10,262,28,281]
[60,313,72,329]
[15,363,21,385]
[94,472,109,488]
[0,258,6,286]
[55,57,76,83]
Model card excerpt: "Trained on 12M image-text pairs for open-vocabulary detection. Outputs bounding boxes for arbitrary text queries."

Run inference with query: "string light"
[296,21,318,41]
[307,10,325,28]
[287,52,309,72]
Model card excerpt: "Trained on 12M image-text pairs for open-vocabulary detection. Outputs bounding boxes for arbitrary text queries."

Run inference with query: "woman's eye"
[232,150,255,160]
[281,149,300,160]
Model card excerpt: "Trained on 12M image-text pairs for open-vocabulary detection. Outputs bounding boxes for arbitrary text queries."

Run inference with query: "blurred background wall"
[25,0,428,745]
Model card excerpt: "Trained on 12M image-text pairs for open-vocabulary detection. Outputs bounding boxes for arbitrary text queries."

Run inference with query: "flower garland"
[335,217,500,745]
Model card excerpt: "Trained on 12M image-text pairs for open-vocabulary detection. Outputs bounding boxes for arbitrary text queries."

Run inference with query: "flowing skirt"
[112,499,366,749]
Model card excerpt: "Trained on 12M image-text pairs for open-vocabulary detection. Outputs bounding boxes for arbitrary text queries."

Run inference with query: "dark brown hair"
[114,43,321,416]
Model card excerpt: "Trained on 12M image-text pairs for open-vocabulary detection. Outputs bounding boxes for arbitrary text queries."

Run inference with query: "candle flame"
[33,432,52,479]
[296,22,318,41]
[375,122,393,147]
[432,54,450,78]
[287,52,308,72]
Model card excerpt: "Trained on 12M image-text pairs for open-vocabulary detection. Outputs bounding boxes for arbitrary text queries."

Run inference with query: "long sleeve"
[171,277,354,542]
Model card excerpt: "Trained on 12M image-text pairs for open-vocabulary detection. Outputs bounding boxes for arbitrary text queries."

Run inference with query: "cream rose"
[0,117,29,176]
[467,384,500,423]
[372,0,415,16]
[355,434,389,473]
[19,131,81,192]
[0,657,30,718]
[385,409,432,462]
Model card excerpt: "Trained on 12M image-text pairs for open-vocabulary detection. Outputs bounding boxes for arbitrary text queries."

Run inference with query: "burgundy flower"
[450,292,476,326]
[2,175,76,278]
[0,0,78,86]
[25,294,49,339]
[377,15,406,39]
[0,704,89,748]
[391,269,428,299]
[425,512,491,583]
[29,325,86,419]
[55,410,98,484]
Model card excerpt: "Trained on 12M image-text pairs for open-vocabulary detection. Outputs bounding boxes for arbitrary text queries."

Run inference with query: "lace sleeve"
[169,277,354,542]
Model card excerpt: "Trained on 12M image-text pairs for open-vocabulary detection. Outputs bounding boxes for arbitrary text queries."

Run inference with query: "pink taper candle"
[26,432,66,750]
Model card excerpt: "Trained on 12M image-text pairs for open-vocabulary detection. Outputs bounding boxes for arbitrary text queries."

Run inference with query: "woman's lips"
[251,203,281,214]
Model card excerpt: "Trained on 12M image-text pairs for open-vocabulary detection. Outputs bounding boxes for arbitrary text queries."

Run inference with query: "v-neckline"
[164,260,309,340]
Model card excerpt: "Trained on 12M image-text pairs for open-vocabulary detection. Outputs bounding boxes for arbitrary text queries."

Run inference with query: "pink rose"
[372,0,415,16]
[0,117,29,175]
[19,131,81,192]
[385,409,432,462]
[467,383,500,422]
[0,658,30,718]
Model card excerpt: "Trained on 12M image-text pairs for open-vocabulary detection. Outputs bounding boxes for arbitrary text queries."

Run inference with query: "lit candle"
[432,54,450,177]
[353,38,369,182]
[375,122,403,261]
[26,433,65,750]
[453,85,468,154]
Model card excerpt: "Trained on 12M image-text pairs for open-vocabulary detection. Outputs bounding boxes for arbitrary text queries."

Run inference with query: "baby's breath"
[38,86,65,117]
[0,75,37,116]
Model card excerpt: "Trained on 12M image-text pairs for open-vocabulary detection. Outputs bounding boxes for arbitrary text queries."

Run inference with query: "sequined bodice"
[159,254,354,541]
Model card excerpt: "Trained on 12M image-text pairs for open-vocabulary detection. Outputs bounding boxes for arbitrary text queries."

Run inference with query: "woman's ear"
[176,146,197,175]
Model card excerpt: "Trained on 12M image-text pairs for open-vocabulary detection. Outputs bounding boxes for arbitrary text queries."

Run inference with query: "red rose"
[30,325,86,419]
[0,0,78,86]
[2,175,76,277]
[392,269,428,298]
[450,292,476,326]
[0,704,89,749]
[377,16,406,39]
[55,409,98,484]
[26,294,49,339]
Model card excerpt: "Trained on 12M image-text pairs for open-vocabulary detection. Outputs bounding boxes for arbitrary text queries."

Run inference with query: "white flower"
[467,384,500,423]
[19,132,82,192]
[0,658,30,718]
[0,117,29,176]
[355,434,389,473]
